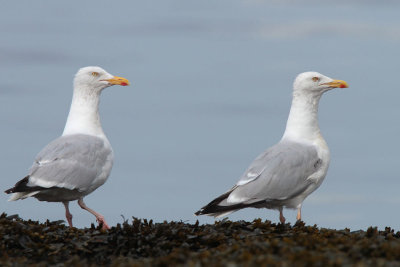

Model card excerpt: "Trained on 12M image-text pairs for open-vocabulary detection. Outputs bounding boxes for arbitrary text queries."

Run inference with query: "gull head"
[74,66,130,92]
[293,71,348,97]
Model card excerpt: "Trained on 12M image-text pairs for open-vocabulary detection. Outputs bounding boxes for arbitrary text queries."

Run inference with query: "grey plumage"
[231,141,320,205]
[5,66,130,229]
[195,72,349,222]
[196,140,322,216]
[7,134,113,202]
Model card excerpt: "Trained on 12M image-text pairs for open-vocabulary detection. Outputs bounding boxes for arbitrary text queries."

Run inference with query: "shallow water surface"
[0,1,399,230]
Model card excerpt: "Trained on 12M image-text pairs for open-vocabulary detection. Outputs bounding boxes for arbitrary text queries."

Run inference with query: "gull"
[5,66,130,230]
[195,72,348,223]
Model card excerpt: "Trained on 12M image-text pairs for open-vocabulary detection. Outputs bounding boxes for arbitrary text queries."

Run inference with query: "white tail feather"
[210,210,236,218]
[8,191,39,201]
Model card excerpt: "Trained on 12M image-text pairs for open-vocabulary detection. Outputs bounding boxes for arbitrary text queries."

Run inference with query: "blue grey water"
[0,0,399,230]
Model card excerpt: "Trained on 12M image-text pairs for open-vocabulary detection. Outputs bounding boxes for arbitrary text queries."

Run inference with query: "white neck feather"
[282,92,323,142]
[62,85,105,138]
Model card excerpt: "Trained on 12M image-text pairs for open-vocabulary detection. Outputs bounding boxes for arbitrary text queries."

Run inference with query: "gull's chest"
[307,136,330,184]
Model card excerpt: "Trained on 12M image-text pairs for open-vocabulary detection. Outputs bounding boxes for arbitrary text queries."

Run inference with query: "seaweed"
[0,213,399,266]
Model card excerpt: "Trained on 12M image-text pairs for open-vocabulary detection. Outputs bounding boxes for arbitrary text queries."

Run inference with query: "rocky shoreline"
[0,213,399,266]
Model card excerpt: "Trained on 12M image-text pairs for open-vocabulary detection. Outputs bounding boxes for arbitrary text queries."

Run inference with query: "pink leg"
[77,198,110,230]
[296,206,302,221]
[63,201,73,227]
[279,207,286,224]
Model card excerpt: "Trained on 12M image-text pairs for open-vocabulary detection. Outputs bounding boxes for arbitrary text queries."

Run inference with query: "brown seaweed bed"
[1,213,400,266]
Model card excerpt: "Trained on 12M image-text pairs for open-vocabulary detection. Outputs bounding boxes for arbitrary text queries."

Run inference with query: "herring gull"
[5,66,130,230]
[195,72,348,223]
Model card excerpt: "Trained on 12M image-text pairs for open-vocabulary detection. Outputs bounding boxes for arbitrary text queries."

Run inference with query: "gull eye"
[312,77,320,82]
[91,72,99,77]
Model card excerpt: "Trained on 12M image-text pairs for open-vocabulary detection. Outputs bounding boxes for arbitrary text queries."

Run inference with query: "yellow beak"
[322,79,349,88]
[104,76,130,86]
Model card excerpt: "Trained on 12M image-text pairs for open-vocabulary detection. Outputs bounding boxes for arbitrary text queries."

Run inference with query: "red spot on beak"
[340,84,346,88]
[121,82,128,86]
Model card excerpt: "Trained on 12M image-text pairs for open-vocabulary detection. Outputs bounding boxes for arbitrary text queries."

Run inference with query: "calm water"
[0,0,399,230]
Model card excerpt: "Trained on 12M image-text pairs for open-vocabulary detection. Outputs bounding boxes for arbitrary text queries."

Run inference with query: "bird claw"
[96,216,110,230]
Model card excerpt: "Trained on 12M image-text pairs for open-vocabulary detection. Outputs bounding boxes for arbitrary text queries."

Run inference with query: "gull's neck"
[63,85,106,138]
[282,92,323,142]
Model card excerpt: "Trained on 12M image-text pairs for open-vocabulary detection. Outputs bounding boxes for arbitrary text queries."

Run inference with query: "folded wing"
[196,140,322,216]
[6,134,113,200]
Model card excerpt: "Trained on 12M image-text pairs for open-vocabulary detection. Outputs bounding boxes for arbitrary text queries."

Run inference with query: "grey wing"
[228,141,321,203]
[27,134,113,192]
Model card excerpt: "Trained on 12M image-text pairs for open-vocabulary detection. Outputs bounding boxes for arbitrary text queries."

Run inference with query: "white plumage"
[195,72,348,223]
[5,66,130,230]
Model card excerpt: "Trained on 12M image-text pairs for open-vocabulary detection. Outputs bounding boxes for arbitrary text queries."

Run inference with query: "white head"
[73,66,130,93]
[293,71,348,97]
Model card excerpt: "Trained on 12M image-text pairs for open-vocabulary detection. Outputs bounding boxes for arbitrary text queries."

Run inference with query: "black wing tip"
[4,188,14,194]
[195,189,236,216]
[5,175,44,194]
[195,201,223,216]
[195,202,230,216]
[194,209,204,216]
[196,199,267,217]
[5,176,29,194]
